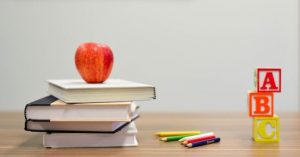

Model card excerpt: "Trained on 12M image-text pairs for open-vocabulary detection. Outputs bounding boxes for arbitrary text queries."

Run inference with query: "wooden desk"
[0,112,300,157]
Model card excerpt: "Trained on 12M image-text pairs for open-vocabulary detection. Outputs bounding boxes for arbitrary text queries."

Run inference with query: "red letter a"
[261,72,278,90]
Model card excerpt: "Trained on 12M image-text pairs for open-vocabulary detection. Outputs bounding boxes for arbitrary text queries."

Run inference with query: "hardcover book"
[25,115,139,133]
[43,122,138,148]
[48,79,156,103]
[25,95,137,122]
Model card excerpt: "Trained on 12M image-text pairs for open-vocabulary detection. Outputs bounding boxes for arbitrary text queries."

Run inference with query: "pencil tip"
[160,138,166,141]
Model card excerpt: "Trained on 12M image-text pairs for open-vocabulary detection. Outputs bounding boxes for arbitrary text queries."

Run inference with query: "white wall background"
[0,0,298,111]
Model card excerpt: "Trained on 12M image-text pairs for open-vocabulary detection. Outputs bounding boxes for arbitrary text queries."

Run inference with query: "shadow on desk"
[18,134,42,147]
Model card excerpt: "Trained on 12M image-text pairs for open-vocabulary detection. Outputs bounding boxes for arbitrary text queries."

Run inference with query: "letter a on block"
[257,68,281,92]
[253,115,280,142]
[248,91,274,117]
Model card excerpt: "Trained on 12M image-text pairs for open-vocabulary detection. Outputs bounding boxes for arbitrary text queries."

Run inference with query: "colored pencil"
[155,131,201,137]
[179,132,214,142]
[186,137,221,148]
[182,135,216,145]
[160,134,198,142]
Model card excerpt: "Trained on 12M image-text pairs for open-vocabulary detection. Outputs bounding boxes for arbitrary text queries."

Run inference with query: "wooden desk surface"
[0,112,300,157]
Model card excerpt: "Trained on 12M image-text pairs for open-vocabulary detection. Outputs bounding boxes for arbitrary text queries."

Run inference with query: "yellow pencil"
[155,131,201,137]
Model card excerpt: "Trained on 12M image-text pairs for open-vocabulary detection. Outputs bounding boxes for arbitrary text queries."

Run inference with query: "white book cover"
[47,79,156,103]
[48,79,154,89]
[43,122,138,148]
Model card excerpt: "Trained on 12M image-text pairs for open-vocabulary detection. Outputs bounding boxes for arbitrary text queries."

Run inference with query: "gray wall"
[0,0,299,111]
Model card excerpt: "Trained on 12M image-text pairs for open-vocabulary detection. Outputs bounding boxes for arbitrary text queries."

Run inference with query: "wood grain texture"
[0,112,300,157]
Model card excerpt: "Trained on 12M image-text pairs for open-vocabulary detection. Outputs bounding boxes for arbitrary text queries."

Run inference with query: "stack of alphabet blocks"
[248,68,281,142]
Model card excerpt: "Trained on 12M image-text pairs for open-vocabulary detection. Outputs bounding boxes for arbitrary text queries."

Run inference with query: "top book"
[48,79,156,103]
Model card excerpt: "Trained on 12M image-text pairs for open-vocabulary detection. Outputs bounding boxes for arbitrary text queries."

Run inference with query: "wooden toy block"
[248,91,274,117]
[253,115,280,142]
[257,68,281,92]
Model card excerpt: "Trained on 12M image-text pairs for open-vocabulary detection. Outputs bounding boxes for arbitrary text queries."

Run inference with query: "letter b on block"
[248,92,274,117]
[253,115,280,142]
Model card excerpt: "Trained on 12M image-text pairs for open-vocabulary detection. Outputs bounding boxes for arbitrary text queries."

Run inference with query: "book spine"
[24,104,29,120]
[153,87,157,99]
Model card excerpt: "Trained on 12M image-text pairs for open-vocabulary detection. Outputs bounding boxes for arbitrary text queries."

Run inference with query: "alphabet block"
[248,91,274,117]
[257,68,281,92]
[253,115,280,142]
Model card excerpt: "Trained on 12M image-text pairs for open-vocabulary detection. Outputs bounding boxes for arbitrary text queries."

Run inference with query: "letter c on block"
[257,120,275,139]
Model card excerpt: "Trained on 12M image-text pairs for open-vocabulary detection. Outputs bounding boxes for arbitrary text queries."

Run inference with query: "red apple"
[75,42,114,83]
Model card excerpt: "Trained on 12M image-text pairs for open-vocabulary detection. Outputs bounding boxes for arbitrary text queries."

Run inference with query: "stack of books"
[24,79,155,148]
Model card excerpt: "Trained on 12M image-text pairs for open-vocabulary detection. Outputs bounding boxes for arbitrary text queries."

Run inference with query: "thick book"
[48,79,156,103]
[25,95,137,122]
[25,110,139,133]
[43,122,138,148]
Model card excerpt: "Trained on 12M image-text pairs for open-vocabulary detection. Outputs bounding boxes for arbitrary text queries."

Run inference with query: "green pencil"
[160,134,198,142]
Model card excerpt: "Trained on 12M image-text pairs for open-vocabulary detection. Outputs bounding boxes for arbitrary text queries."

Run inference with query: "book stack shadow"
[24,79,155,148]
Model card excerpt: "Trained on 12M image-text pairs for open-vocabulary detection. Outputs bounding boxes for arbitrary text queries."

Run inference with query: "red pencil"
[182,135,216,145]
